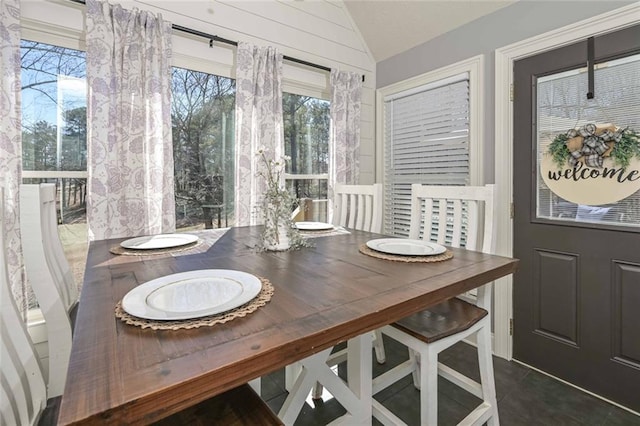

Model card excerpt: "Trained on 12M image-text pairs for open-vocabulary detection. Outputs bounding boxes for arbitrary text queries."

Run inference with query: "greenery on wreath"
[257,148,310,251]
[547,124,640,170]
[547,133,572,167]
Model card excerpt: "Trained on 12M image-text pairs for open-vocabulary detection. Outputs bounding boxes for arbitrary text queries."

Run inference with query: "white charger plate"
[366,238,446,256]
[120,233,198,250]
[295,221,334,231]
[122,269,261,320]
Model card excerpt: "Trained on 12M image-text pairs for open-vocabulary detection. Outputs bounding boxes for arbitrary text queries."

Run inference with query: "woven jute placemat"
[359,244,453,263]
[115,277,274,330]
[109,239,203,256]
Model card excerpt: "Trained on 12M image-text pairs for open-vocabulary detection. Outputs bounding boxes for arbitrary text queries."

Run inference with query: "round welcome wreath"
[547,123,640,169]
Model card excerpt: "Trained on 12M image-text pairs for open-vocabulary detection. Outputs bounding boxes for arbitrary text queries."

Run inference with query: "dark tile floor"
[39,337,640,425]
[261,337,640,426]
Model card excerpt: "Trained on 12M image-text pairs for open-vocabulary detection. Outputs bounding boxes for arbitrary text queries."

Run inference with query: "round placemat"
[110,239,203,256]
[115,277,274,330]
[359,243,453,263]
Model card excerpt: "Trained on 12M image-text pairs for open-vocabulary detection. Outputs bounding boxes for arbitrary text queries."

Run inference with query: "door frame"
[493,2,640,360]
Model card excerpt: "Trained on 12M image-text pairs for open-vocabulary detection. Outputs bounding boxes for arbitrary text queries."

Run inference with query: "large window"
[383,74,470,236]
[282,92,330,221]
[379,56,483,238]
[171,67,236,230]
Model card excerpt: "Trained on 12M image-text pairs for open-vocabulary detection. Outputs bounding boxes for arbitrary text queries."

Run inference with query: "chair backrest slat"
[451,199,463,248]
[348,195,357,229]
[363,195,373,231]
[466,199,480,251]
[1,187,47,426]
[333,184,383,233]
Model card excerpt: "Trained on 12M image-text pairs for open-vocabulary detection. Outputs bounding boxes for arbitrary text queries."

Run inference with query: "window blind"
[384,73,471,237]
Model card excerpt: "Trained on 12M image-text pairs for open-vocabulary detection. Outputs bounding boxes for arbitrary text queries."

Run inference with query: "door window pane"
[171,68,236,230]
[536,54,640,227]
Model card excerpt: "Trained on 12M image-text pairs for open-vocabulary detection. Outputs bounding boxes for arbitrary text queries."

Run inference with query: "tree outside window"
[282,93,330,216]
[171,67,236,230]
[20,40,87,225]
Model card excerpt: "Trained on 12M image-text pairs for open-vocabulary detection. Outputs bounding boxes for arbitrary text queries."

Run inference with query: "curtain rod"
[69,0,365,81]
[171,24,334,74]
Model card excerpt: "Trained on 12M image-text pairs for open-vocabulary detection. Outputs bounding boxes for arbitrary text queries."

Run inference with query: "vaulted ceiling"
[343,0,518,62]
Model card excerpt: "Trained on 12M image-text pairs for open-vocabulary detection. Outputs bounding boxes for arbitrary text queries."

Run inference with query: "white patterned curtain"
[234,42,283,226]
[86,0,175,241]
[328,69,362,218]
[0,0,26,314]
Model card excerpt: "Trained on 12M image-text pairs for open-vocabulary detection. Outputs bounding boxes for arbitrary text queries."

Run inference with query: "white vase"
[264,223,290,251]
[262,209,291,251]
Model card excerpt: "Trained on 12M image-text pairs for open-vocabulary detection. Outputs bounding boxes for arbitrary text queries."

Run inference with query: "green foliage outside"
[171,68,236,229]
[283,93,330,200]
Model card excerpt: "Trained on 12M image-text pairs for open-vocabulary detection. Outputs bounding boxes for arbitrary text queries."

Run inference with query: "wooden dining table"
[58,226,518,425]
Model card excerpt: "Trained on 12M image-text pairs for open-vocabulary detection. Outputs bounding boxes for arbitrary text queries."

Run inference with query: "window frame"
[281,67,331,203]
[21,20,88,181]
[282,91,330,188]
[375,55,485,231]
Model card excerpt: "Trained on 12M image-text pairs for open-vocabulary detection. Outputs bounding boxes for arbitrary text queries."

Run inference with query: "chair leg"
[312,329,384,399]
[409,349,420,390]
[477,326,499,425]
[285,363,302,392]
[311,381,324,399]
[373,330,386,364]
[420,347,438,426]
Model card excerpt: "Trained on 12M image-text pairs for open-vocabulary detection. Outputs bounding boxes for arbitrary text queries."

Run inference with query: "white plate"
[120,233,198,250]
[366,238,446,256]
[295,221,334,231]
[122,269,262,320]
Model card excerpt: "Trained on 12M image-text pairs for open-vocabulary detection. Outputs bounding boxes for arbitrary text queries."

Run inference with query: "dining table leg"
[341,332,373,424]
[278,333,373,425]
[284,363,302,392]
[249,377,261,396]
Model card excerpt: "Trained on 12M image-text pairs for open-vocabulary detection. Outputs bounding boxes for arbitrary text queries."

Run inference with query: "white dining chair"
[331,183,386,364]
[20,183,78,397]
[1,187,48,426]
[296,183,386,399]
[373,184,499,425]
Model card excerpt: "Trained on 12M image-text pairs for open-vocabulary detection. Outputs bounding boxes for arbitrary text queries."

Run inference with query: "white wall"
[20,0,377,183]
